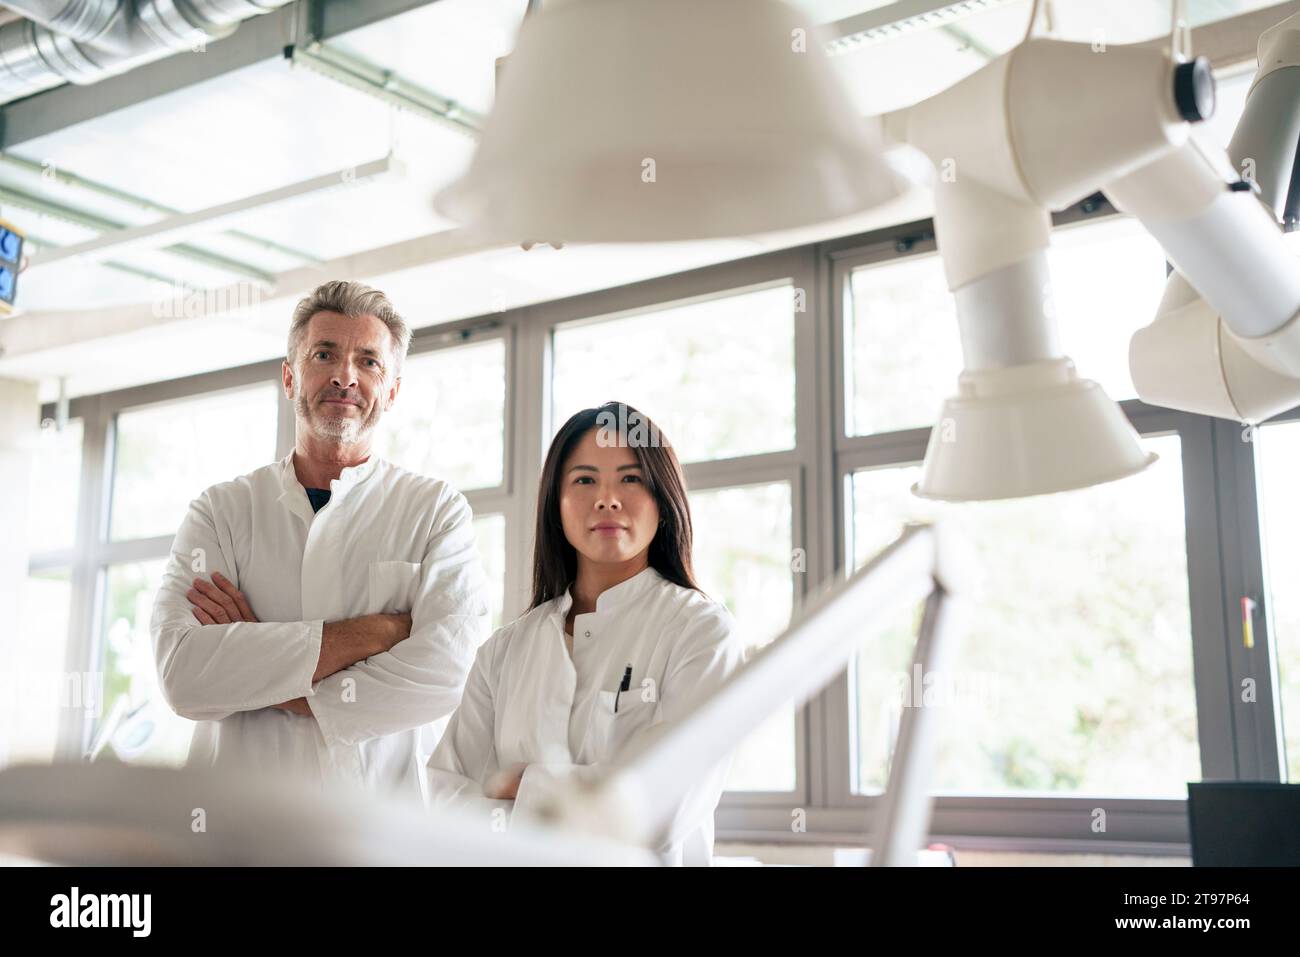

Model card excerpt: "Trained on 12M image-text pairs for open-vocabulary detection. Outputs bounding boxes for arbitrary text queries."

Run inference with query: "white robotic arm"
[1121,13,1300,423]
[883,34,1213,500]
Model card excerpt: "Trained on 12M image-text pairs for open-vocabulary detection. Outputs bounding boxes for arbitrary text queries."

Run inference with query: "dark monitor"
[1188,781,1300,866]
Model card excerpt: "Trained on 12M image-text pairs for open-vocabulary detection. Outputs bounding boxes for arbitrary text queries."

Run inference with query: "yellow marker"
[1241,596,1256,650]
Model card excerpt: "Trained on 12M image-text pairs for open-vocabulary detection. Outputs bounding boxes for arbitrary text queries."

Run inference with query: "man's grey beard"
[295,388,383,444]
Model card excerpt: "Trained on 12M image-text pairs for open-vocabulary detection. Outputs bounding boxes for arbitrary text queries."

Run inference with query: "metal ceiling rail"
[287,40,484,138]
[26,154,399,271]
[20,227,182,286]
[0,152,322,264]
[0,183,276,282]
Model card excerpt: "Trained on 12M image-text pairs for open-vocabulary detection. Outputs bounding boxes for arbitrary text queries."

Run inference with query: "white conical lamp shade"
[435,0,902,241]
[914,358,1157,502]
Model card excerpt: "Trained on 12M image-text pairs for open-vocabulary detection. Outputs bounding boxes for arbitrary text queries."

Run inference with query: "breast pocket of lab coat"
[590,688,658,762]
[367,560,423,614]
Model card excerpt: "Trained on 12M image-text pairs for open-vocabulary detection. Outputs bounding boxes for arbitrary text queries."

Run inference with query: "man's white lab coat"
[425,567,743,865]
[150,451,490,799]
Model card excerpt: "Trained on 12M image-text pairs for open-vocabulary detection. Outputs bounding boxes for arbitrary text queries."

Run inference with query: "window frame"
[1230,406,1299,781]
[818,405,1215,852]
[392,325,513,498]
[529,246,820,807]
[781,200,1287,854]
[31,199,1292,855]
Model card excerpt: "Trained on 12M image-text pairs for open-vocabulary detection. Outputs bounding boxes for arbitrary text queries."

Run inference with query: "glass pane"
[110,384,278,541]
[850,435,1199,796]
[27,418,83,553]
[374,339,506,491]
[847,217,1168,436]
[1253,420,1300,781]
[97,560,195,766]
[473,512,507,631]
[552,284,796,463]
[1048,217,1169,402]
[690,481,796,792]
[847,253,962,435]
[1,569,74,766]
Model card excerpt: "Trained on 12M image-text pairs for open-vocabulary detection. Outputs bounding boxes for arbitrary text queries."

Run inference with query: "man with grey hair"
[150,280,489,800]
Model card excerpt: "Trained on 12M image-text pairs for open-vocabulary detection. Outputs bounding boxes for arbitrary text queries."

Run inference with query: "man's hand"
[188,571,258,625]
[484,763,528,800]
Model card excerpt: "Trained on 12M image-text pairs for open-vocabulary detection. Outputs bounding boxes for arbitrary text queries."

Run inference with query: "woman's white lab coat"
[426,566,744,865]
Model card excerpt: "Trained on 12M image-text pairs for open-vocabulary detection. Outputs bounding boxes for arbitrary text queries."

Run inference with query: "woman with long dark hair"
[426,401,742,865]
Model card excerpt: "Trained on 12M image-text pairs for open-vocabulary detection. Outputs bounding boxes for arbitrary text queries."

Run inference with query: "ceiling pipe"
[1,1,121,43]
[0,0,291,103]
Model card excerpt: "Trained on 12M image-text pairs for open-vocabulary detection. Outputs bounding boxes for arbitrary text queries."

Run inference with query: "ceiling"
[0,0,1289,400]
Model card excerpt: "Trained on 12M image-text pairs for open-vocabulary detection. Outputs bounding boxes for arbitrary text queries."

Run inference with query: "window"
[846,253,962,436]
[110,384,279,541]
[546,274,800,790]
[4,569,74,765]
[690,481,796,792]
[375,338,507,491]
[549,276,804,795]
[96,560,194,766]
[100,384,278,763]
[8,417,85,766]
[27,418,83,552]
[848,434,1200,796]
[35,191,1290,847]
[551,284,796,462]
[845,216,1167,436]
[1253,420,1300,781]
[1047,216,1169,402]
[473,513,507,630]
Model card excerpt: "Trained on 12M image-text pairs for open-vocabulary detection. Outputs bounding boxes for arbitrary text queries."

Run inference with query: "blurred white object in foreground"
[0,762,655,866]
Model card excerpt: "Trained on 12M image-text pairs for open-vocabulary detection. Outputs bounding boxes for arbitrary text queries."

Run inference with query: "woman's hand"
[483,763,528,799]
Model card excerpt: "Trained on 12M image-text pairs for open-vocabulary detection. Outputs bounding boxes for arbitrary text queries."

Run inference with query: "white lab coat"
[426,566,743,865]
[150,451,491,799]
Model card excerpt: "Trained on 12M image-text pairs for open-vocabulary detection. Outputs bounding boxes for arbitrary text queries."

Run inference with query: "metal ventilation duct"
[0,0,291,103]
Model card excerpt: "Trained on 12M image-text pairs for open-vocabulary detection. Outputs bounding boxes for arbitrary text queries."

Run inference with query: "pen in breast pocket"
[614,664,633,713]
